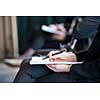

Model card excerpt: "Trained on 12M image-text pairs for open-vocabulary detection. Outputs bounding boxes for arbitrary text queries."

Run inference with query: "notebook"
[30,56,83,65]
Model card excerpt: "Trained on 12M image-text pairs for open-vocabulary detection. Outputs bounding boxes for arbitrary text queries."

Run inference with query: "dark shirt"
[74,16,100,40]
[69,25,100,82]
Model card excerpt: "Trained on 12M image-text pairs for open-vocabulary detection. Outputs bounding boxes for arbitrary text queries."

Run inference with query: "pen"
[42,50,66,60]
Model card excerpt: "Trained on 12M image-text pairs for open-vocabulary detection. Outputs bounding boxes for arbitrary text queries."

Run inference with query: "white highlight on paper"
[30,56,83,65]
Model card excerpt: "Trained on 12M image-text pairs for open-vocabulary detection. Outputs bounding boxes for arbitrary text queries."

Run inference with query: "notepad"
[41,25,63,35]
[29,56,83,65]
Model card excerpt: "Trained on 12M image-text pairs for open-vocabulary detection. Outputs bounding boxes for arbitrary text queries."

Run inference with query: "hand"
[46,64,72,72]
[48,51,77,62]
[49,24,68,41]
[45,51,77,72]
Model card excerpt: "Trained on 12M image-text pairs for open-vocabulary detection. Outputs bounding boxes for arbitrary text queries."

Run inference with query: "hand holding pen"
[42,38,77,60]
[42,50,66,60]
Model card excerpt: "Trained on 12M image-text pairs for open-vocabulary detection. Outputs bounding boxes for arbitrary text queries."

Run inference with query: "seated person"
[19,22,70,59]
[14,24,100,83]
[4,22,70,66]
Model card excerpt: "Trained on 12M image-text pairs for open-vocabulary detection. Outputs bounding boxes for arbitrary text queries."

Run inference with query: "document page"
[30,56,83,65]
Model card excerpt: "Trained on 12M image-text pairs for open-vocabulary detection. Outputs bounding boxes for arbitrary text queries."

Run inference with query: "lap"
[14,59,100,83]
[37,72,75,83]
[14,59,52,83]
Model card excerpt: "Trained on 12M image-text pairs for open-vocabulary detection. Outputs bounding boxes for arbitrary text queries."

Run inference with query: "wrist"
[73,53,77,62]
[66,64,72,72]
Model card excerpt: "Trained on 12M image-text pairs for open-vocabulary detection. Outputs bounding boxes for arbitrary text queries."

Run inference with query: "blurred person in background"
[4,17,74,66]
[18,17,74,59]
[18,23,70,59]
[4,16,100,66]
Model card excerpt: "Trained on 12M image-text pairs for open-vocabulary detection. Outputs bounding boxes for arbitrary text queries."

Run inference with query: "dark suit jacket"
[69,24,100,82]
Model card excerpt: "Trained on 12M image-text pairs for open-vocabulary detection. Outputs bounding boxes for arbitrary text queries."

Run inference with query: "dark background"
[17,16,74,54]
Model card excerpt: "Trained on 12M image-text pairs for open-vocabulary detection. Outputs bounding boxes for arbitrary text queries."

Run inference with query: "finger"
[48,51,53,59]
[50,56,58,61]
[61,48,67,52]
[50,54,63,60]
[48,51,59,61]
[46,64,56,69]
[46,64,57,71]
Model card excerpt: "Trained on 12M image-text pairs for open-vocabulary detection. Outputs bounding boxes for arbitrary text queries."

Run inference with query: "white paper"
[41,25,63,35]
[30,56,83,65]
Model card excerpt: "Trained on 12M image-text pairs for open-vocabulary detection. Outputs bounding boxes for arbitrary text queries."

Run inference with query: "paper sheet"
[30,56,83,65]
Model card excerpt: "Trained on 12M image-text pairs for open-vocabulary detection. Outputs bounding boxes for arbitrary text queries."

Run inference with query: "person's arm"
[45,49,87,72]
[46,51,77,72]
[75,49,88,61]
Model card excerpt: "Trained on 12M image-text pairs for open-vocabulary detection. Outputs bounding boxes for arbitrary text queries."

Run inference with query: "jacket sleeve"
[69,58,100,81]
[75,49,88,61]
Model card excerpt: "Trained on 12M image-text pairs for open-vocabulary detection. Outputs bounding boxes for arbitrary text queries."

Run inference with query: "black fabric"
[75,24,100,62]
[83,29,100,62]
[69,59,100,82]
[37,59,100,83]
[14,60,53,83]
[74,16,100,39]
[75,49,88,61]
